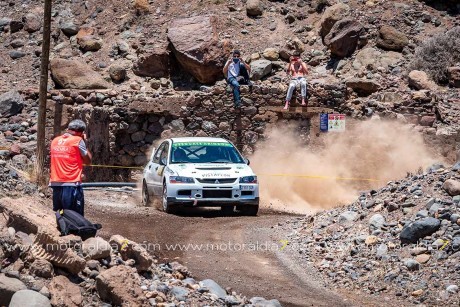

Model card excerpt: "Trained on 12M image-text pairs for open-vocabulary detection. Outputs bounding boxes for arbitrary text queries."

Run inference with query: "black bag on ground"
[55,209,102,240]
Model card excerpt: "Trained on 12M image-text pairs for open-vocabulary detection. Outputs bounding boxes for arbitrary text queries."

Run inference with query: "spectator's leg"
[284,79,298,109]
[240,65,252,87]
[300,78,307,106]
[61,186,74,211]
[228,77,241,107]
[72,186,85,216]
[52,186,63,212]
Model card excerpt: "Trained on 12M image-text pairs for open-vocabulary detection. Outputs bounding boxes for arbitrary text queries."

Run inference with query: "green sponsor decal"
[172,142,232,147]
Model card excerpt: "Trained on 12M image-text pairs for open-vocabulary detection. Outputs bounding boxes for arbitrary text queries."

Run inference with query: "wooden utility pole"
[36,0,52,187]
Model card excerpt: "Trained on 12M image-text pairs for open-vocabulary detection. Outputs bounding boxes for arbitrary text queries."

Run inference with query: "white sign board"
[328,114,346,132]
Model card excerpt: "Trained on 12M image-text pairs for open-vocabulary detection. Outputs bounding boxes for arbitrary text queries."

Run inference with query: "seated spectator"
[284,52,309,110]
[223,50,252,108]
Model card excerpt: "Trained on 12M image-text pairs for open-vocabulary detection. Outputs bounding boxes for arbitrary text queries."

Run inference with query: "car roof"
[170,137,230,143]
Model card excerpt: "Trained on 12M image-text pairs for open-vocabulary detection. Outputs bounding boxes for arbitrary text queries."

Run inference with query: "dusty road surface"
[85,189,379,307]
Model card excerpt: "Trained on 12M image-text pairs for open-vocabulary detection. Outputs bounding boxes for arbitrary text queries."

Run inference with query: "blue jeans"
[228,77,241,105]
[52,186,85,216]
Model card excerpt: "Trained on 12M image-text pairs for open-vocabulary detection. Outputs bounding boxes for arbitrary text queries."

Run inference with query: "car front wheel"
[142,180,151,207]
[162,182,176,214]
[239,205,259,216]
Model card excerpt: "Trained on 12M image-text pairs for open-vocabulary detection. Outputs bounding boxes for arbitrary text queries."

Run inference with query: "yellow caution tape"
[258,173,382,182]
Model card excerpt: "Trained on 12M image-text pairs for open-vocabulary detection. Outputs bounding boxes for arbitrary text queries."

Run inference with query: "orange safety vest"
[50,134,84,183]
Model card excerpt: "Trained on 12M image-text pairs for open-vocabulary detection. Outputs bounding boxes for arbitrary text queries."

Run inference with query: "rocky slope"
[0,197,281,306]
[277,162,460,306]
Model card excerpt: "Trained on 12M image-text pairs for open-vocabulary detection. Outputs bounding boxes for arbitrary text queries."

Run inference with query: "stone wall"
[0,80,450,182]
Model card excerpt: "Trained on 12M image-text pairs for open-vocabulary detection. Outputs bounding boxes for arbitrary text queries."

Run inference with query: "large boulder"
[442,179,460,196]
[319,3,350,39]
[352,47,403,71]
[0,274,27,306]
[167,15,232,84]
[345,78,381,96]
[250,60,272,80]
[279,37,305,60]
[400,217,441,244]
[376,25,408,51]
[23,13,41,33]
[246,0,263,16]
[9,289,51,307]
[95,266,147,306]
[132,46,170,78]
[48,276,83,307]
[408,70,437,90]
[81,237,111,260]
[199,279,227,299]
[324,18,364,58]
[50,59,110,89]
[109,235,153,271]
[0,90,24,118]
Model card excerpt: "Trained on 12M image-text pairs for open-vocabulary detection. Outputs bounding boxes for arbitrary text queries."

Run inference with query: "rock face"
[448,66,460,88]
[95,266,147,306]
[400,217,441,244]
[168,15,232,84]
[324,19,364,58]
[376,25,409,51]
[442,179,460,196]
[345,78,381,96]
[50,59,110,89]
[0,90,24,118]
[9,289,51,307]
[319,3,350,39]
[408,70,437,90]
[250,60,272,80]
[48,276,83,307]
[132,46,170,78]
[0,274,27,306]
[109,235,153,271]
[353,47,403,71]
[246,0,263,16]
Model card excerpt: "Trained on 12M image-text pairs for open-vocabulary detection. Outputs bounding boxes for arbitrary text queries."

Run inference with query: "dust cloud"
[250,119,440,214]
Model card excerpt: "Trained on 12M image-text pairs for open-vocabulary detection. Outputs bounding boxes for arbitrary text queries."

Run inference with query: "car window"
[170,142,244,164]
[153,143,166,164]
[159,142,170,165]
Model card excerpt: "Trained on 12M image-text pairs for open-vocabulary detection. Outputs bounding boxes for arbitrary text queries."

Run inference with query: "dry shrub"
[134,0,149,13]
[410,27,460,84]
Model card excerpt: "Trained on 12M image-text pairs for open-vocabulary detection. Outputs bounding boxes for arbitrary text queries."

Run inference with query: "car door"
[146,142,165,195]
[152,141,170,195]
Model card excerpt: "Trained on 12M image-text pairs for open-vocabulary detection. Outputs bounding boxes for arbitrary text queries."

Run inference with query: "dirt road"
[85,189,362,307]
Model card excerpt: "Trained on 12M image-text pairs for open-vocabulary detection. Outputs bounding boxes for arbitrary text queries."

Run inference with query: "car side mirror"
[160,157,167,166]
[244,158,250,165]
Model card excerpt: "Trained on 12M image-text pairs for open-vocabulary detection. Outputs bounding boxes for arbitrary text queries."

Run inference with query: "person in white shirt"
[223,50,252,108]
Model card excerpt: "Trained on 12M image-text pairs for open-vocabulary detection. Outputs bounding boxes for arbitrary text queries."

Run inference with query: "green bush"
[410,27,460,84]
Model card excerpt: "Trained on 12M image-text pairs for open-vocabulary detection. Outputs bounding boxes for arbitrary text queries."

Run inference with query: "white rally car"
[142,137,259,215]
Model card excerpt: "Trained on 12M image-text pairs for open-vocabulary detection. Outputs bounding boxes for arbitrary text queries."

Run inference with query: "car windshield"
[170,141,245,164]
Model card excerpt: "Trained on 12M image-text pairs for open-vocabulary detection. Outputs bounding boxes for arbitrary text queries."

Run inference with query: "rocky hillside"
[278,162,460,305]
[0,197,281,306]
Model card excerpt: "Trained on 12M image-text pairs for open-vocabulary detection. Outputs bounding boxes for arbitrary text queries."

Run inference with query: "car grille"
[203,190,232,198]
[196,178,237,184]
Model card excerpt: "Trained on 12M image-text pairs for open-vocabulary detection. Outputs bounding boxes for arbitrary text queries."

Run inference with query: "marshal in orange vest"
[50,134,84,183]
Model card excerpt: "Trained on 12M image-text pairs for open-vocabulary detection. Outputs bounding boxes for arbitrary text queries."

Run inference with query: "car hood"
[166,163,256,178]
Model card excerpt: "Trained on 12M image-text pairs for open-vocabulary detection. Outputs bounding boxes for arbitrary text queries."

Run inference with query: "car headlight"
[239,176,257,183]
[169,176,195,184]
